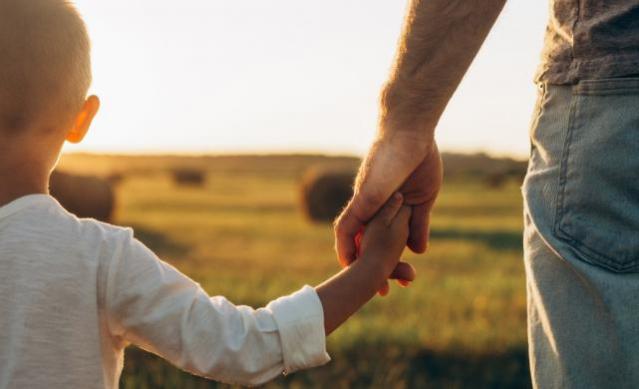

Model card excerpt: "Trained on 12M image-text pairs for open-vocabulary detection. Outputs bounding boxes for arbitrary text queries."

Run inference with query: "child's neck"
[0,157,50,208]
[0,132,63,207]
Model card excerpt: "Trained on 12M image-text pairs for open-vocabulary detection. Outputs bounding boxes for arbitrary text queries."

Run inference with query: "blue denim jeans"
[523,79,639,388]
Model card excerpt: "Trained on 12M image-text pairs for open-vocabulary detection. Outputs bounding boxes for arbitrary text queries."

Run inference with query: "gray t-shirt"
[536,0,639,84]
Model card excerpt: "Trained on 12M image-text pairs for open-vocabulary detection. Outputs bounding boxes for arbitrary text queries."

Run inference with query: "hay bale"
[106,172,125,185]
[50,170,115,223]
[484,172,508,189]
[300,168,356,222]
[172,168,205,186]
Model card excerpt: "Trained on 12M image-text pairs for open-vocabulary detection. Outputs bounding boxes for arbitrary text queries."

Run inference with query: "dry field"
[58,153,530,388]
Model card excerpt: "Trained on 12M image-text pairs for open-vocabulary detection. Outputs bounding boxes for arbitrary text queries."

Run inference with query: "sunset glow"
[69,1,547,157]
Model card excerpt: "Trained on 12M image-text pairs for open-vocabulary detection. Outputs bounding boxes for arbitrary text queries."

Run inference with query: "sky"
[68,1,548,158]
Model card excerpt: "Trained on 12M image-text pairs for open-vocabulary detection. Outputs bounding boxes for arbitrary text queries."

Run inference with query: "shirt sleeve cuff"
[266,285,331,374]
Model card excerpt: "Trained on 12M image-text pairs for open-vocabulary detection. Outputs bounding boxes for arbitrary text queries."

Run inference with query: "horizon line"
[61,148,529,161]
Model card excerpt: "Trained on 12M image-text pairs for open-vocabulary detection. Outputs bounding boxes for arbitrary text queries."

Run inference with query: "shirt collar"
[0,194,55,219]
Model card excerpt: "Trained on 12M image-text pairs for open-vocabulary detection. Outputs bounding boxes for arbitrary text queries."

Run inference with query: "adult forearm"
[380,0,506,140]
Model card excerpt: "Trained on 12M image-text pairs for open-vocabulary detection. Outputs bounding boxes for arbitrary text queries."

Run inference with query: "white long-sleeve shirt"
[0,195,330,388]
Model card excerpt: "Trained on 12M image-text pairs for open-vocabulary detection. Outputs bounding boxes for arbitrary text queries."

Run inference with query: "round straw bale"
[50,170,115,223]
[106,172,125,186]
[172,168,206,186]
[484,172,508,189]
[300,168,356,222]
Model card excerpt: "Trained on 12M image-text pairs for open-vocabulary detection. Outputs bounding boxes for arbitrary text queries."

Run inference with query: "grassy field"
[59,153,530,388]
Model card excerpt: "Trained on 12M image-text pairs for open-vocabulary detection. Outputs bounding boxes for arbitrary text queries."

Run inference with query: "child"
[0,1,415,388]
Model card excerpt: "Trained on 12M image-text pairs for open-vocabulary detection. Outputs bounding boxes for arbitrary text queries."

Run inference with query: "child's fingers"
[393,205,412,226]
[378,280,390,296]
[388,261,416,282]
[378,192,404,226]
[354,228,364,258]
[380,262,416,294]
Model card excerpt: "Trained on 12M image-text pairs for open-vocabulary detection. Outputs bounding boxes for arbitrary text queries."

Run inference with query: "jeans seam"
[575,78,639,95]
[553,88,578,238]
[555,230,639,271]
[576,89,639,96]
[527,83,547,167]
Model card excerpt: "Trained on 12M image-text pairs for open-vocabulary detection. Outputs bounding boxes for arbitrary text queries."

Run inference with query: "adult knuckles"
[354,189,388,219]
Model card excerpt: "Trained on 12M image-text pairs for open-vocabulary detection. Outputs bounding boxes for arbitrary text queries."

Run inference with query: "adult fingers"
[334,203,364,267]
[407,203,430,254]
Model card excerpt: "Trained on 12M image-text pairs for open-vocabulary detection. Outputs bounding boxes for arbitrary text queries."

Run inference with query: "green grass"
[60,154,530,388]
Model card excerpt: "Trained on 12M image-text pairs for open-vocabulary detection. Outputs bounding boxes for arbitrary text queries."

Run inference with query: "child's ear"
[66,95,100,144]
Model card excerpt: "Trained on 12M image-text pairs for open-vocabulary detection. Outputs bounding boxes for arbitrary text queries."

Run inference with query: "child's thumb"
[395,205,412,225]
[378,192,403,226]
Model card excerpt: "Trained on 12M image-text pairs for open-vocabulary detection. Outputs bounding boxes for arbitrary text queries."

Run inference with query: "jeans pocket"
[554,78,639,272]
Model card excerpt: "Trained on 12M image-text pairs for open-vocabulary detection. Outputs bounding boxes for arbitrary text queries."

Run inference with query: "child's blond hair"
[0,0,91,134]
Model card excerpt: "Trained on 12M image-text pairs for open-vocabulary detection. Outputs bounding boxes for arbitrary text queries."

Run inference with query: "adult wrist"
[378,83,439,144]
[383,130,433,153]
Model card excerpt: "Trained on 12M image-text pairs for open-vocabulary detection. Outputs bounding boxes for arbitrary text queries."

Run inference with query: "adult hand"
[334,133,443,294]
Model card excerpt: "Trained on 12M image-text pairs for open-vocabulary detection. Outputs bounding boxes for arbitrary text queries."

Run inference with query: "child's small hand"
[357,192,413,295]
[317,192,414,334]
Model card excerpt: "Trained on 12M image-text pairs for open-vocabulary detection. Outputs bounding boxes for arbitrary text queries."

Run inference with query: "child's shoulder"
[5,194,133,260]
[0,195,138,292]
[52,196,134,251]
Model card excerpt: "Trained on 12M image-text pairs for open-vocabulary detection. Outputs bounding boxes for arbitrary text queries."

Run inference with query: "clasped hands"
[334,133,443,296]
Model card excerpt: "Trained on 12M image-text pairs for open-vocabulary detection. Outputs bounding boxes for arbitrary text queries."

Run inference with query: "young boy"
[0,1,415,388]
